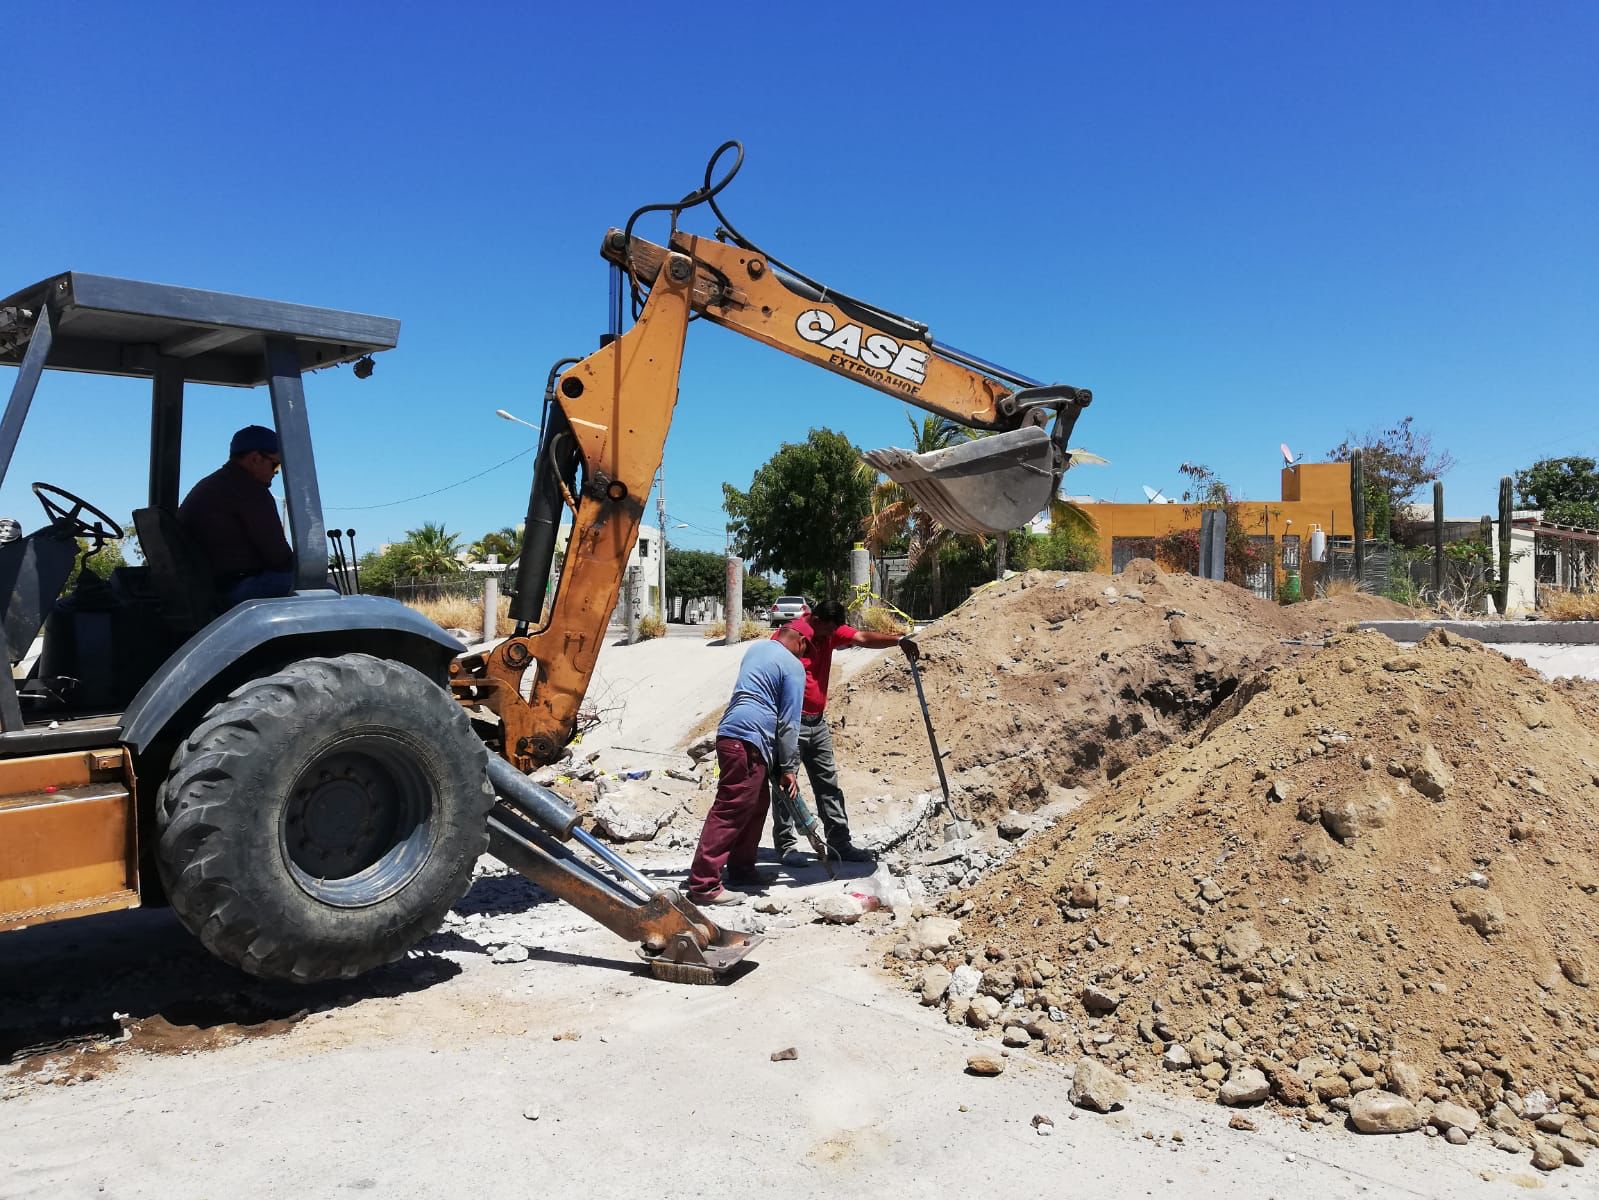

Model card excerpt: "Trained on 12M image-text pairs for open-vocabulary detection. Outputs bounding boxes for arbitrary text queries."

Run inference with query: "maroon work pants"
[687,737,771,898]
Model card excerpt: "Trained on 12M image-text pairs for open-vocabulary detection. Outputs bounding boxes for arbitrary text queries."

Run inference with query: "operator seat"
[0,526,79,663]
[133,507,221,634]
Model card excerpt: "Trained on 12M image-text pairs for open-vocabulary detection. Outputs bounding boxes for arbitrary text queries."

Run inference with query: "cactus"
[1350,450,1366,585]
[1432,481,1444,597]
[1496,476,1512,614]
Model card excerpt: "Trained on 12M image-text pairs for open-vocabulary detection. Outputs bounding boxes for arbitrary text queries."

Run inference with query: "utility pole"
[725,554,743,645]
[625,565,641,644]
[482,556,500,644]
[849,543,870,625]
[655,466,667,621]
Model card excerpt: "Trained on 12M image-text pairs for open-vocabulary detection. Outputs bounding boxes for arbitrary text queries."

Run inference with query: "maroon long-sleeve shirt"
[177,461,294,577]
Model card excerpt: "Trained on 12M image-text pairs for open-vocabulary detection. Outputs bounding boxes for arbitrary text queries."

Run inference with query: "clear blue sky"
[6,2,1595,553]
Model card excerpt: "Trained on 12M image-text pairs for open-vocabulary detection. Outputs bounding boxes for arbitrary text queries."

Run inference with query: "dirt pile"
[831,563,1413,813]
[912,629,1599,1146]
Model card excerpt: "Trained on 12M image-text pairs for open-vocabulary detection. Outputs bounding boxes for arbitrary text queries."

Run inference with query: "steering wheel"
[32,482,124,550]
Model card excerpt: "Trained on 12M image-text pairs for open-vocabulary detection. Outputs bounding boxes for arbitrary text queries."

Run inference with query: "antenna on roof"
[1141,484,1173,504]
[1281,442,1302,468]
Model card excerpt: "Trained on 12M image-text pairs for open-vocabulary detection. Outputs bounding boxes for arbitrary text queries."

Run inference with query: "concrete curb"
[1357,620,1599,645]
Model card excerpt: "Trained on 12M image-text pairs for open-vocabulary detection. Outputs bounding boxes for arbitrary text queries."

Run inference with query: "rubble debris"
[1069,1058,1128,1113]
[966,1052,1006,1076]
[1218,1068,1270,1107]
[589,782,677,842]
[812,894,866,924]
[770,1047,798,1062]
[1350,1091,1423,1134]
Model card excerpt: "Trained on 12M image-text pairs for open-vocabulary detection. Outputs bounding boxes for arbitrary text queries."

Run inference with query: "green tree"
[64,536,129,592]
[355,543,412,596]
[468,525,522,564]
[1327,417,1454,541]
[780,569,827,600]
[399,522,463,577]
[723,427,872,598]
[665,547,726,598]
[742,573,778,611]
[1027,521,1100,572]
[1515,456,1599,529]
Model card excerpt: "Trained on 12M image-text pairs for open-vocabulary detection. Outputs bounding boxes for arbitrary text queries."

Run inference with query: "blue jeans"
[771,715,853,853]
[224,570,294,605]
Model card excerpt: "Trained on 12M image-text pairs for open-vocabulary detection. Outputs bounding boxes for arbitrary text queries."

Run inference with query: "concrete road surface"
[0,634,1568,1198]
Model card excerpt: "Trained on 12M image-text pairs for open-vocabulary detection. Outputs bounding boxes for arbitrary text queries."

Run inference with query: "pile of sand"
[910,629,1599,1142]
[831,562,1414,813]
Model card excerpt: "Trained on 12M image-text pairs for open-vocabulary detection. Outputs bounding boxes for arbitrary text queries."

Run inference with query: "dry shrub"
[854,604,910,634]
[638,613,666,640]
[703,618,770,641]
[1543,588,1599,621]
[409,594,514,638]
[1318,577,1362,599]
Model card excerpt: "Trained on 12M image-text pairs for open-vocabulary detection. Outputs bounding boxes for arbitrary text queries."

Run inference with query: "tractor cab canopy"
[0,272,397,386]
[0,273,399,734]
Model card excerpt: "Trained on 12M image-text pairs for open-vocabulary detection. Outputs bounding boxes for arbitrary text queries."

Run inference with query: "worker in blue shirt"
[686,623,809,905]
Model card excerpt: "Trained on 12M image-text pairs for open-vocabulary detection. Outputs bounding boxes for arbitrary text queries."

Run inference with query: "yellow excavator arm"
[450,158,1092,772]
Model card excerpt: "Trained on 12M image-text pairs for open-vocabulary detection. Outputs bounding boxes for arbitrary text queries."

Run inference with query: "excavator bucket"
[862,425,1057,536]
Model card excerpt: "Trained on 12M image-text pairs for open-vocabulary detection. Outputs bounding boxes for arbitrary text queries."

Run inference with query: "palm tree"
[468,524,522,564]
[401,522,463,577]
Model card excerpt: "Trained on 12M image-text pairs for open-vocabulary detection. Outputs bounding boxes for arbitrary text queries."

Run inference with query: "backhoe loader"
[0,143,1091,986]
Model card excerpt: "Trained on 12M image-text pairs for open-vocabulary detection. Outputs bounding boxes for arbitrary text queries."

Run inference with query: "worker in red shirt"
[771,598,919,865]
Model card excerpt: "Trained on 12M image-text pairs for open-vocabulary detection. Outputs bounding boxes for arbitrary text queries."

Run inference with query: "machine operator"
[178,424,295,605]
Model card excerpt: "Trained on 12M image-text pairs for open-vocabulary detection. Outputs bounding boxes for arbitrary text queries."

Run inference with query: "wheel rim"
[281,734,436,907]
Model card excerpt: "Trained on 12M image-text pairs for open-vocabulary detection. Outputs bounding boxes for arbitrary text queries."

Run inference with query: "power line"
[666,511,721,536]
[326,447,534,512]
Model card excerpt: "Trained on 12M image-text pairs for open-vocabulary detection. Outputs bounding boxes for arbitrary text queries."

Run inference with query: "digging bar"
[905,655,973,841]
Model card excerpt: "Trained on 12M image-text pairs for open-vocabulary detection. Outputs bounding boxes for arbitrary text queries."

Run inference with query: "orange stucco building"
[1081,462,1355,571]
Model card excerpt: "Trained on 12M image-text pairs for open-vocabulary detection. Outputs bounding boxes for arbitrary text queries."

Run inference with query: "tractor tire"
[155,653,494,984]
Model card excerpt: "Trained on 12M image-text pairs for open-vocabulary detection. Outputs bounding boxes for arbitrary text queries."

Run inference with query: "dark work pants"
[771,715,852,853]
[224,569,294,605]
[687,738,770,898]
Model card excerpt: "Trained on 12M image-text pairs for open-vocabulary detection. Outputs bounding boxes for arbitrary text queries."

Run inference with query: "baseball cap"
[230,425,281,458]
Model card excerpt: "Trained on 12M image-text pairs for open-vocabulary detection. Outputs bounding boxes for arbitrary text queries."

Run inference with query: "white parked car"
[768,596,810,627]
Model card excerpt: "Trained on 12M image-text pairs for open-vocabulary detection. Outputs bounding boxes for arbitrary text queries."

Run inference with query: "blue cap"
[230,425,280,458]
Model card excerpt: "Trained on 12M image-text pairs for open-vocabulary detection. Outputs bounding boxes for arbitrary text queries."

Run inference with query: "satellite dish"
[1281,442,1302,467]
[1141,484,1173,504]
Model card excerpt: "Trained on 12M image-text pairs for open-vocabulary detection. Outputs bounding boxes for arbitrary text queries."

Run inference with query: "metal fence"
[391,572,507,604]
[1321,539,1393,595]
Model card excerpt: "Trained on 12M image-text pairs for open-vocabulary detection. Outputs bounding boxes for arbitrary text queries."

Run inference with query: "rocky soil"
[889,627,1599,1171]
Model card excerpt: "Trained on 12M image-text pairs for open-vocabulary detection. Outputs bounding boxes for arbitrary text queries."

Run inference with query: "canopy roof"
[0,272,398,387]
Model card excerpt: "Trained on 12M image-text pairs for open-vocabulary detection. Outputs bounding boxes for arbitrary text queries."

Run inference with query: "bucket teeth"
[647,959,721,985]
